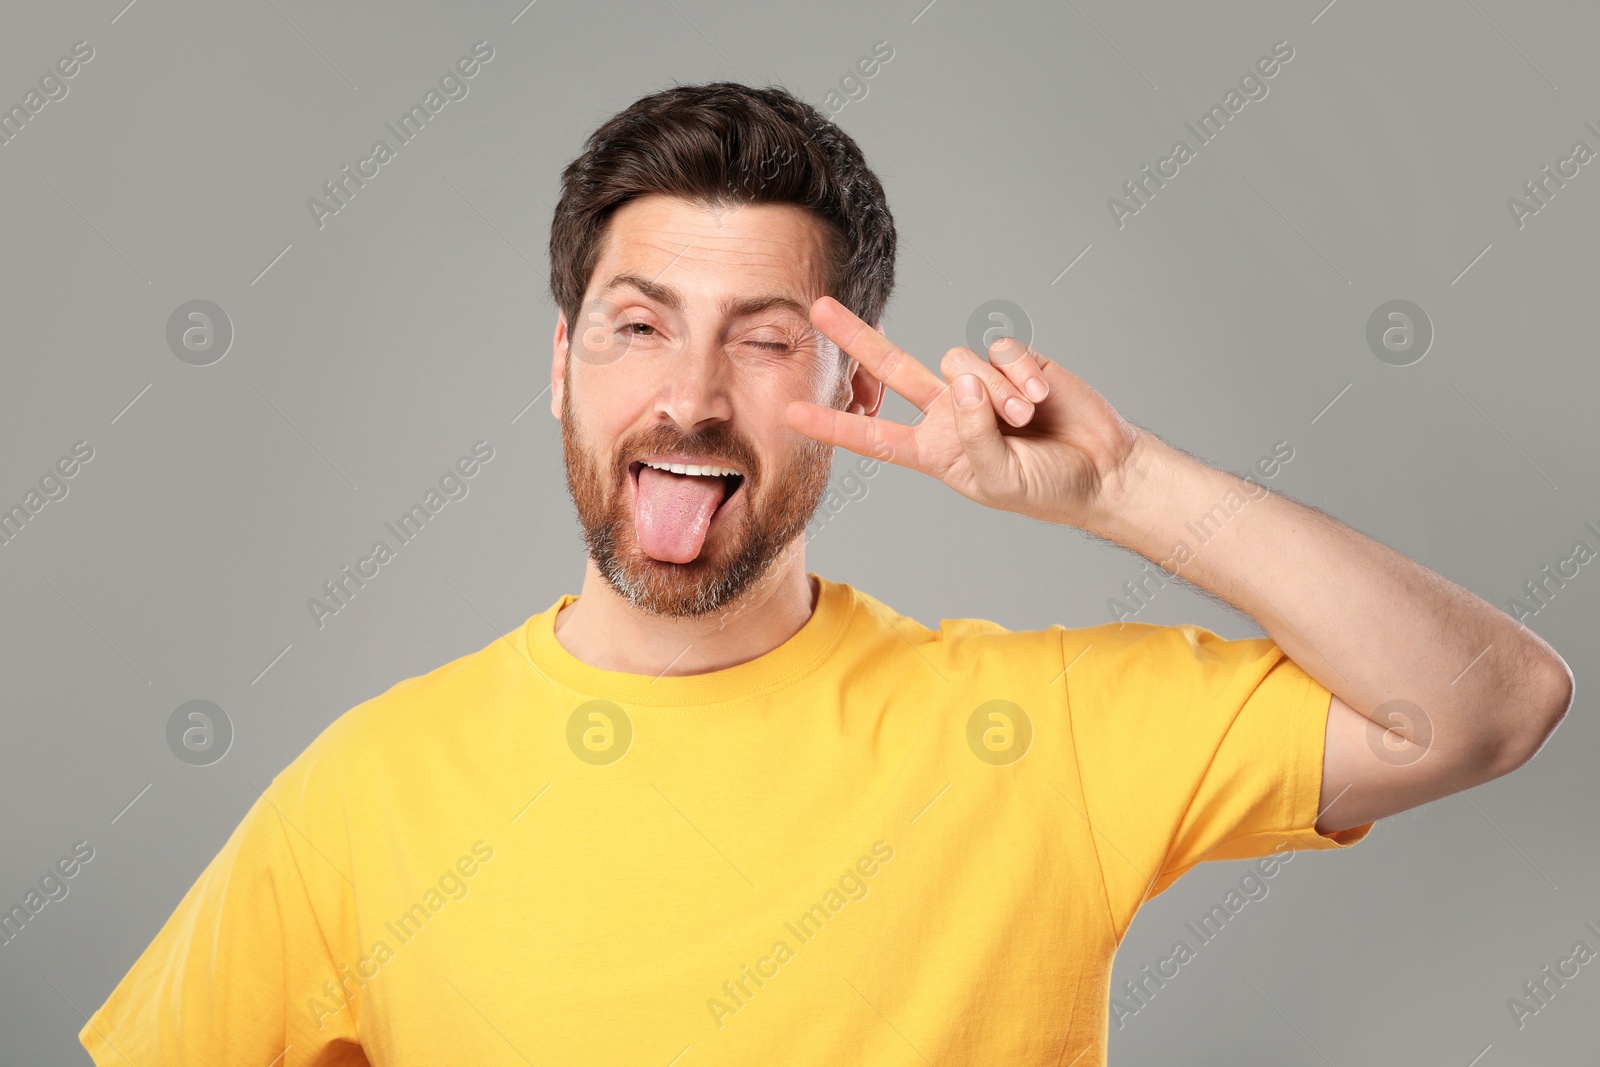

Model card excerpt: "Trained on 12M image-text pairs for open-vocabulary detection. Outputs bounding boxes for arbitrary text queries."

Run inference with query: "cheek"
[740,368,836,439]
[573,369,649,433]
[780,348,846,406]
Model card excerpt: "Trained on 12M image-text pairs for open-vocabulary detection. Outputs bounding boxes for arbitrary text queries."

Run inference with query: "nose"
[652,331,734,433]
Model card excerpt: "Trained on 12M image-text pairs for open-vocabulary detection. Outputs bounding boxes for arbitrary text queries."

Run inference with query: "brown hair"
[547,81,897,342]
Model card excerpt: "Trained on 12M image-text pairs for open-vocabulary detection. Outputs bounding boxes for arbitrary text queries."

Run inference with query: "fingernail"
[1025,377,1048,403]
[955,375,985,409]
[1004,396,1031,425]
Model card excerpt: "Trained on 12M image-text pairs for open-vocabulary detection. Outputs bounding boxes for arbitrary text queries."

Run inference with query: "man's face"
[553,193,861,619]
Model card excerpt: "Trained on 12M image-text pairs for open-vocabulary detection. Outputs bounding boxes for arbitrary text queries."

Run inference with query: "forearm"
[1084,429,1571,767]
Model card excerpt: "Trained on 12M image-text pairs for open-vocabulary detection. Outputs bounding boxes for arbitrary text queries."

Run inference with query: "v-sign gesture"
[786,296,1145,530]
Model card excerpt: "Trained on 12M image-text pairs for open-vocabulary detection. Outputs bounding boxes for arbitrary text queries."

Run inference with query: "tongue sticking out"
[634,466,731,564]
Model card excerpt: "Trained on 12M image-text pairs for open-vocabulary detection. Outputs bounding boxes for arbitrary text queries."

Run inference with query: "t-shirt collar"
[522,571,856,707]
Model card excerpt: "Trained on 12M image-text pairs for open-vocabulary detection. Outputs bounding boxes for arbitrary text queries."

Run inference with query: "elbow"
[1484,647,1574,778]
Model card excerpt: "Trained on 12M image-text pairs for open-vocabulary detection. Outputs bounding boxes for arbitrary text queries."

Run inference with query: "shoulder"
[1051,619,1298,725]
[1049,618,1277,672]
[270,620,540,798]
[936,612,1219,666]
[841,584,1202,670]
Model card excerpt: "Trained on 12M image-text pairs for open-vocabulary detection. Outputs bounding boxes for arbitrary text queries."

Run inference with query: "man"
[83,81,1570,1065]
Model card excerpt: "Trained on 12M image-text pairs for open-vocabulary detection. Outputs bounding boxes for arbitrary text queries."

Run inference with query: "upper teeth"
[643,461,740,478]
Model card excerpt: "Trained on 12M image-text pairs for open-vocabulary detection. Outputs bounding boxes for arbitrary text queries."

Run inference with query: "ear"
[551,311,569,418]
[842,321,888,417]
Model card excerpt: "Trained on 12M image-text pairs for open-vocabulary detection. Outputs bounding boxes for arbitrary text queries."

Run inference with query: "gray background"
[1,0,1596,1062]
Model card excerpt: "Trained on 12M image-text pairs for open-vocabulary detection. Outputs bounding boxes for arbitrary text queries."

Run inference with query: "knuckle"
[992,341,1029,370]
[941,346,976,372]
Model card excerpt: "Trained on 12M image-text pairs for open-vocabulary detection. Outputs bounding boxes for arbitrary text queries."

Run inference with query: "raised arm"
[1084,432,1573,834]
[786,294,1573,836]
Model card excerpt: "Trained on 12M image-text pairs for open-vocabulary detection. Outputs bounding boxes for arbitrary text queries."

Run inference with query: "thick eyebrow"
[597,273,812,321]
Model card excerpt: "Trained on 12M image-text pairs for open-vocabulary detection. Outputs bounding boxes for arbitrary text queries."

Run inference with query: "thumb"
[951,374,1010,489]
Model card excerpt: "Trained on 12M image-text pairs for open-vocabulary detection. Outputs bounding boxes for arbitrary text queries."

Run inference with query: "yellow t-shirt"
[82,573,1371,1065]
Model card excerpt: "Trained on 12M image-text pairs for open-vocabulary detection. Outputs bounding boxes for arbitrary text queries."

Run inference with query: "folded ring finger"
[985,337,1049,406]
[941,346,1034,427]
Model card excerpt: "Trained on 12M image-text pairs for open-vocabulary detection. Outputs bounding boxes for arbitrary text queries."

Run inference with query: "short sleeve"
[79,779,368,1066]
[1060,621,1373,937]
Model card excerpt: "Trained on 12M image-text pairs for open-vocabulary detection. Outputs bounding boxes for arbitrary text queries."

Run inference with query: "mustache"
[619,434,759,479]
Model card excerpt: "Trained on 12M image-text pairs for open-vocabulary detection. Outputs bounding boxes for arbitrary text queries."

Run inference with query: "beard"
[560,362,848,619]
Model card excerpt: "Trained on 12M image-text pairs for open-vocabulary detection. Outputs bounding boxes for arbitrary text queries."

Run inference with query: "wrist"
[1081,429,1189,548]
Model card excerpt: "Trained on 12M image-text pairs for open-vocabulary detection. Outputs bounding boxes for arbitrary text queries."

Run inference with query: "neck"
[553,544,818,677]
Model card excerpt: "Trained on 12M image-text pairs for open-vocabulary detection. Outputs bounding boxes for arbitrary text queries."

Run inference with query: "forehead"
[585,194,832,311]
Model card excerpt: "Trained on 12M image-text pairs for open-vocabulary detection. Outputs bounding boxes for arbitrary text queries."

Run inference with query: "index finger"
[810,296,945,414]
